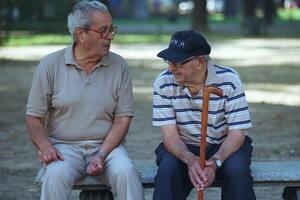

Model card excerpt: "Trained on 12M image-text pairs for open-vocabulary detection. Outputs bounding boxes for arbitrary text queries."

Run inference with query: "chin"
[102,49,110,55]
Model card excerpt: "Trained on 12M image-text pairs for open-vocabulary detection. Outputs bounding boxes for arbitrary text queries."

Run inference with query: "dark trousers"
[153,136,256,200]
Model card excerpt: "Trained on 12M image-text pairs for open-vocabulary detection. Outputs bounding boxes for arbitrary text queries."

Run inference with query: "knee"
[110,161,139,182]
[43,161,73,186]
[223,161,251,181]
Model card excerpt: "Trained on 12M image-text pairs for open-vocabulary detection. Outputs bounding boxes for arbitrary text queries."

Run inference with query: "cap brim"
[157,48,190,63]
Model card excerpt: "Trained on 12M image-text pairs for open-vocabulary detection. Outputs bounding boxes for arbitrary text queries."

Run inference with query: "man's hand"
[86,156,105,176]
[38,145,64,164]
[186,154,207,191]
[203,160,217,188]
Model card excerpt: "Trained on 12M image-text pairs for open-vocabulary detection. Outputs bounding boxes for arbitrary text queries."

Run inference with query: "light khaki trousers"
[39,142,144,200]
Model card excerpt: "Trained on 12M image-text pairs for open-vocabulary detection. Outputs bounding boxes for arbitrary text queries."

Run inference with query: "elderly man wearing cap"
[152,30,256,200]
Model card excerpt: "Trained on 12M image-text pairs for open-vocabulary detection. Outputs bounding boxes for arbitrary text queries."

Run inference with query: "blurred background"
[1,0,300,44]
[0,0,300,200]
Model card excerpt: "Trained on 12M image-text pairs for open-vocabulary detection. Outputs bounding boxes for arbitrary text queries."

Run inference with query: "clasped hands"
[187,154,217,191]
[38,145,105,176]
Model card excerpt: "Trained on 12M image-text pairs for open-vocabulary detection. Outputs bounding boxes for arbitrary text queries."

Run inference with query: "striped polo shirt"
[152,60,252,146]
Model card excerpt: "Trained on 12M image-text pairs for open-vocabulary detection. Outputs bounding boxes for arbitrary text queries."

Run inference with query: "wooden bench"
[73,160,300,200]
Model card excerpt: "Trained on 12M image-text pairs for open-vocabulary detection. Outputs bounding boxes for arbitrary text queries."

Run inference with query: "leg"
[100,145,144,200]
[80,189,114,200]
[219,136,256,200]
[40,144,86,200]
[283,186,300,200]
[153,143,194,200]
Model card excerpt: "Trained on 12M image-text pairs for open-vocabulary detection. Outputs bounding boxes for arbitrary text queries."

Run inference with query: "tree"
[242,0,261,35]
[263,0,276,26]
[224,0,238,18]
[192,0,208,32]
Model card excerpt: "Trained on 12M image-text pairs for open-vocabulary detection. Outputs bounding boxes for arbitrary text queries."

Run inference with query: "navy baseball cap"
[157,30,211,63]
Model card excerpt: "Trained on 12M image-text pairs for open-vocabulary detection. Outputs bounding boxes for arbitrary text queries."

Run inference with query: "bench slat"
[73,161,300,190]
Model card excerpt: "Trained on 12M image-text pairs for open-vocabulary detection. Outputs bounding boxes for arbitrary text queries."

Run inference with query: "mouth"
[102,44,110,51]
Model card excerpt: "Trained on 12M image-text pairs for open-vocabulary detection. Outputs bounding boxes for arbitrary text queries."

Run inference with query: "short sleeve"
[26,60,53,117]
[114,62,134,117]
[225,81,252,130]
[152,75,176,126]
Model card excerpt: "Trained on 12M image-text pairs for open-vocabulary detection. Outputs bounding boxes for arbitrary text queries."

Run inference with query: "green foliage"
[277,8,300,21]
[2,33,173,46]
[4,34,72,46]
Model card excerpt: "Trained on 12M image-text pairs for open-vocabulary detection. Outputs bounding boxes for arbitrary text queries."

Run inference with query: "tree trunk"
[243,0,255,18]
[242,0,261,35]
[224,0,237,18]
[263,0,276,26]
[192,0,208,32]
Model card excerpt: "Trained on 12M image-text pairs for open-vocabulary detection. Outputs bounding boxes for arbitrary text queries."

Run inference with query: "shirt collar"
[64,42,111,69]
[205,59,217,86]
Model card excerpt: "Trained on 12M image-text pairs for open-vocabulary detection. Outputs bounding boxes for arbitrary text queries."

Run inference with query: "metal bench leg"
[79,190,114,200]
[283,187,300,200]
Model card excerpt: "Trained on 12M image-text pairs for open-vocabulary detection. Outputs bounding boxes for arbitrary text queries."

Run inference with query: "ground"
[0,38,299,200]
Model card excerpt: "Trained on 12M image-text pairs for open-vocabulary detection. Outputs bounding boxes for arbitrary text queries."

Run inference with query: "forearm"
[212,129,245,162]
[99,116,131,157]
[161,125,195,164]
[26,115,52,151]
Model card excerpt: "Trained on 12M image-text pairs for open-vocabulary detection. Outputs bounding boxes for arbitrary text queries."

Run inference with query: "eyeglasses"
[86,25,117,38]
[164,56,198,69]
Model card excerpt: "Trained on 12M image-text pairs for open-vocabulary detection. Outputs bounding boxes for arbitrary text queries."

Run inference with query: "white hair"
[67,1,109,40]
[203,55,211,62]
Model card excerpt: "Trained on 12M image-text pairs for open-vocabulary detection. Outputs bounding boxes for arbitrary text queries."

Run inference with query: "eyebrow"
[97,23,114,30]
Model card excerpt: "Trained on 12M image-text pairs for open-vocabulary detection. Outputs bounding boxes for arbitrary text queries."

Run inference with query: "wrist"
[38,143,53,153]
[210,156,223,169]
[96,151,107,160]
[184,151,196,165]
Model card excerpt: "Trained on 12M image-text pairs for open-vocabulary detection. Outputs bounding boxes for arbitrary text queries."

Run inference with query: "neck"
[73,44,101,72]
[188,67,207,97]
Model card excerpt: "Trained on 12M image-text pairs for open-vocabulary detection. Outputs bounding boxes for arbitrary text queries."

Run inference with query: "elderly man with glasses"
[152,30,256,200]
[25,1,144,200]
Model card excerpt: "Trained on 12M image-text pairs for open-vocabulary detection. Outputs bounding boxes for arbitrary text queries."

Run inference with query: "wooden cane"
[198,86,223,200]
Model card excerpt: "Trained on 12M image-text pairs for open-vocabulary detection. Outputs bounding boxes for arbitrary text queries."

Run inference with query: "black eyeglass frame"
[163,56,200,68]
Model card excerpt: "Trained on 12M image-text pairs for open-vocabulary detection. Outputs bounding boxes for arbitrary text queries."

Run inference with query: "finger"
[197,167,207,182]
[205,160,214,167]
[86,165,91,174]
[188,170,198,188]
[49,150,58,161]
[90,166,102,175]
[56,150,64,161]
[190,166,203,188]
[43,154,50,162]
[203,168,215,188]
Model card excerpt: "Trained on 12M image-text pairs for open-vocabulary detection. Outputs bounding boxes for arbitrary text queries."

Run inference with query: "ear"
[75,28,86,43]
[196,56,205,68]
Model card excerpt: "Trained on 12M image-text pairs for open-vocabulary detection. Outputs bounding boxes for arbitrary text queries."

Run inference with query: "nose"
[107,32,114,40]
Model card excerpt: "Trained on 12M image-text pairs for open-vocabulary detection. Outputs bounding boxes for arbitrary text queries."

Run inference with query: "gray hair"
[67,1,109,40]
[203,55,211,62]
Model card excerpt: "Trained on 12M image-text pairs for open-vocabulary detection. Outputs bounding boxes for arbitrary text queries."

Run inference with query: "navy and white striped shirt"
[152,60,252,146]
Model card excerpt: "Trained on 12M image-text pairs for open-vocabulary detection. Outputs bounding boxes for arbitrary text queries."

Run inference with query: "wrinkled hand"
[86,156,105,176]
[38,145,64,164]
[186,154,206,191]
[203,160,217,188]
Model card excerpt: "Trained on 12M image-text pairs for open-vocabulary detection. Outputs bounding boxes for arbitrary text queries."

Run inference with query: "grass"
[2,33,174,46]
[3,34,72,46]
[277,8,300,21]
